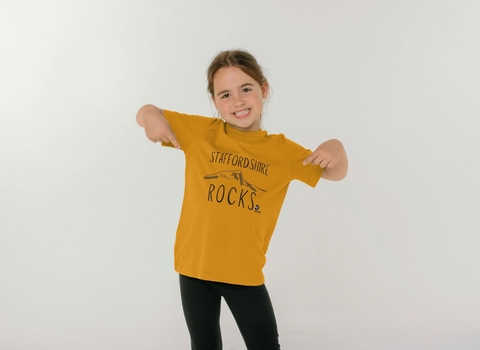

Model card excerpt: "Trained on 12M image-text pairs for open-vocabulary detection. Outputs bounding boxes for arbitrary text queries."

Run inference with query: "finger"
[151,136,166,143]
[161,132,181,150]
[319,159,329,168]
[145,131,158,143]
[303,153,316,165]
[169,134,181,150]
[312,155,325,167]
[326,157,340,168]
[163,134,180,149]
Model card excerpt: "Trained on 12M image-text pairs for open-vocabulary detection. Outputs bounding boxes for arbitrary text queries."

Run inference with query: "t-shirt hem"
[175,265,265,286]
[307,169,323,188]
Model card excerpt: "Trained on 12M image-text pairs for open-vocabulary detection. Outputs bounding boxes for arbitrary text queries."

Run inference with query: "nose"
[232,94,245,107]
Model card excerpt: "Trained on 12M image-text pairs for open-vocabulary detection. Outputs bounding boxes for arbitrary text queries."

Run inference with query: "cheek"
[217,100,231,112]
[248,95,263,108]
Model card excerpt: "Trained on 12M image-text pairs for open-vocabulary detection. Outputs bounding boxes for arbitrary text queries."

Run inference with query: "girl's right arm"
[136,104,180,149]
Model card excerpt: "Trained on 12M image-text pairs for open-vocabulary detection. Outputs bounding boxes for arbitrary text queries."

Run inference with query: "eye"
[242,87,251,93]
[221,93,230,99]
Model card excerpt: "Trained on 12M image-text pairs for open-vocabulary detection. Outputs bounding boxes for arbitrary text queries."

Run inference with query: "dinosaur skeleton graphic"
[204,170,266,193]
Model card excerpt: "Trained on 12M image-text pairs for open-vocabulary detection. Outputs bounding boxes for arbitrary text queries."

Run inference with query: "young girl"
[136,50,348,350]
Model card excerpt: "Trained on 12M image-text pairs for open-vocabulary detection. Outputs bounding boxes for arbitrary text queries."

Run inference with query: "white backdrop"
[1,1,479,349]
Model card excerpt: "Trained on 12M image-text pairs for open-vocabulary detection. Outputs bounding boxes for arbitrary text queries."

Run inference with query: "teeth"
[234,109,249,117]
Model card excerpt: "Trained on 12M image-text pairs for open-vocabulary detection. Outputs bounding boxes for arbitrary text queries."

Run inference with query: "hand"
[303,139,344,168]
[143,111,181,149]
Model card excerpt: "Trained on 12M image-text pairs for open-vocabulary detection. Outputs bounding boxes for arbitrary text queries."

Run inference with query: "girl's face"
[212,66,268,132]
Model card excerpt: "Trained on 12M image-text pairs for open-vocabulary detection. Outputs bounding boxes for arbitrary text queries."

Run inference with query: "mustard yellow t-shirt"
[162,110,323,286]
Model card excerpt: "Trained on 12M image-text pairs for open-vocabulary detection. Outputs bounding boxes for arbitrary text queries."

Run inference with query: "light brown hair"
[207,49,269,98]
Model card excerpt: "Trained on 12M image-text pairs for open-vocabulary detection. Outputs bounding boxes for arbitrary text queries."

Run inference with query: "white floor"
[168,331,480,350]
[278,331,480,350]
[210,299,480,350]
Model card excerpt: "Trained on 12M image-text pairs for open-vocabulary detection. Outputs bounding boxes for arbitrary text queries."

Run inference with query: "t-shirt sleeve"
[162,110,212,150]
[285,138,323,188]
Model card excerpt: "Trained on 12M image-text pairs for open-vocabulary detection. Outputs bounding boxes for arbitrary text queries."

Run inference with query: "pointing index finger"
[166,131,181,150]
[171,137,181,150]
[303,153,315,165]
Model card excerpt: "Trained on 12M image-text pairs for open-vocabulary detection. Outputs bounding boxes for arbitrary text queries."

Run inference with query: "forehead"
[213,66,257,91]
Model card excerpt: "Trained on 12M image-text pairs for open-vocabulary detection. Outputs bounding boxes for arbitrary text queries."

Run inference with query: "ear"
[261,82,269,99]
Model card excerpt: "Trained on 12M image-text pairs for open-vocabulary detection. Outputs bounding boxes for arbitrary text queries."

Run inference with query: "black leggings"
[179,274,281,350]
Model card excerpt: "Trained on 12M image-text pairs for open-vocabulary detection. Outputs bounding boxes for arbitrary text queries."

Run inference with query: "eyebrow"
[216,83,255,97]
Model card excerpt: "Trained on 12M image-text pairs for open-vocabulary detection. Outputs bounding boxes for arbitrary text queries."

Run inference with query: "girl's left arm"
[303,139,348,181]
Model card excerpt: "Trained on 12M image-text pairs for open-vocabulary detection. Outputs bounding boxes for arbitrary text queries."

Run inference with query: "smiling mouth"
[233,108,251,118]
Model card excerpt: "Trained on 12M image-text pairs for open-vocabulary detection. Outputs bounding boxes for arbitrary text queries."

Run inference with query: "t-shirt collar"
[224,122,268,144]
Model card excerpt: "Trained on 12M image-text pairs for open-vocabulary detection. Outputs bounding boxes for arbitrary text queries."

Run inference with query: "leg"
[222,283,280,350]
[179,275,223,350]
